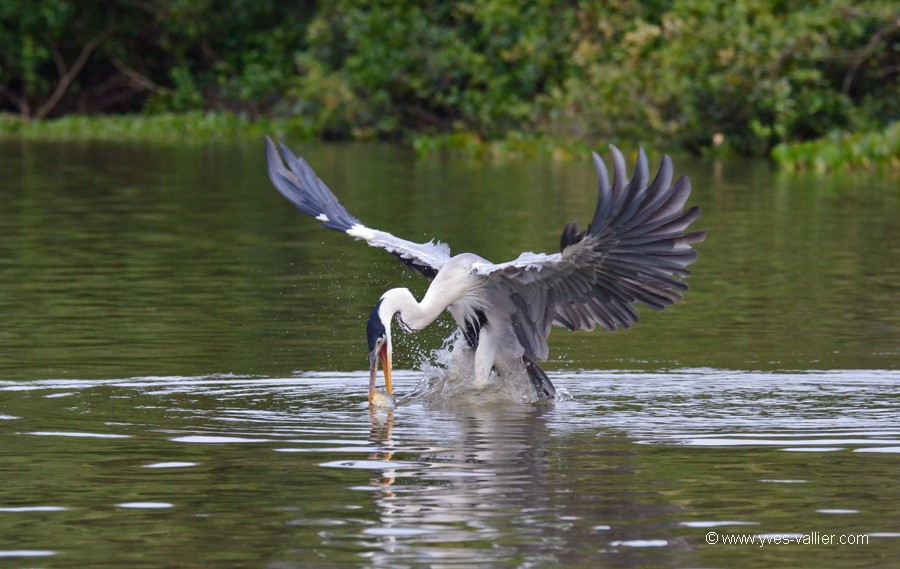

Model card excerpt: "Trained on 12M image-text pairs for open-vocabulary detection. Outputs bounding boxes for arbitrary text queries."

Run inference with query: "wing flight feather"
[474,145,706,359]
[265,137,451,278]
[267,136,704,362]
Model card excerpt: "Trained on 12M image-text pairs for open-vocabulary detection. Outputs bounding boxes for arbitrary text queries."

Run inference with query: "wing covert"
[265,136,451,278]
[475,146,706,359]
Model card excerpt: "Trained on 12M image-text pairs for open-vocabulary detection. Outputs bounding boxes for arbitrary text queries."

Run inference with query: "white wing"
[266,137,451,278]
[473,146,706,359]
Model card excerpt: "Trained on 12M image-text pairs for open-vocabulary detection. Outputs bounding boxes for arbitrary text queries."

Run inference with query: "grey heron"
[265,137,706,404]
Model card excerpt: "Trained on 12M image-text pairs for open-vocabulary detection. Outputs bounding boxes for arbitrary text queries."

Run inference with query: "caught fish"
[369,389,396,410]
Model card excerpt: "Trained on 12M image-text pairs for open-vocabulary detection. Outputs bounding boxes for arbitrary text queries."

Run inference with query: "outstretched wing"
[265,137,451,278]
[474,146,706,360]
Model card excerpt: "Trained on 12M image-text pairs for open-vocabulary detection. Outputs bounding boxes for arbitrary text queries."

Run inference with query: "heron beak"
[368,342,393,403]
[368,350,378,404]
[381,342,393,396]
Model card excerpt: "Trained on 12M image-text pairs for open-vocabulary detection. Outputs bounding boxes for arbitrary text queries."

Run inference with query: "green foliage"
[411,130,592,161]
[287,0,573,139]
[0,0,311,119]
[551,0,899,155]
[1,0,898,159]
[0,0,73,116]
[772,121,900,171]
[0,111,309,141]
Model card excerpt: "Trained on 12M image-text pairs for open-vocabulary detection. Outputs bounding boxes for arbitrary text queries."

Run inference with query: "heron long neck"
[382,259,476,332]
[381,287,447,331]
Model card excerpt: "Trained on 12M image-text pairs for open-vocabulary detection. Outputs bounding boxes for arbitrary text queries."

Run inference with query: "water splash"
[403,332,551,407]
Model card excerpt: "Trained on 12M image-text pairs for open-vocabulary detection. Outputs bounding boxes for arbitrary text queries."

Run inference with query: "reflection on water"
[0,140,898,567]
[1,371,898,567]
[0,140,897,381]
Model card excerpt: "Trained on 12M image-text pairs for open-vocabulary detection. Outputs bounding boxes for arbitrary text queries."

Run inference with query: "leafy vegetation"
[772,121,900,171]
[2,0,898,163]
[0,111,305,141]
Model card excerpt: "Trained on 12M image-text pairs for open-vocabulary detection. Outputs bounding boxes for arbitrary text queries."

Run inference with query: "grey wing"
[474,146,706,359]
[265,137,451,278]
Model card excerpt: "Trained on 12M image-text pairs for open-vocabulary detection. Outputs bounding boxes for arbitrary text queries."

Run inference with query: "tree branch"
[34,27,114,120]
[0,84,29,117]
[48,40,67,79]
[842,17,900,95]
[110,55,164,93]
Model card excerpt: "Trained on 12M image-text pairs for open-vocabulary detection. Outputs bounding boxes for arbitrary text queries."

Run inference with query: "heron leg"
[523,354,557,400]
[473,327,497,388]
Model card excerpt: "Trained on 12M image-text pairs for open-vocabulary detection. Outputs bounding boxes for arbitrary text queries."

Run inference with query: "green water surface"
[0,139,897,568]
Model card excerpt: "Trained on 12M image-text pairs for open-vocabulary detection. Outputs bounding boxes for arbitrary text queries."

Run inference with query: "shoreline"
[2,112,897,171]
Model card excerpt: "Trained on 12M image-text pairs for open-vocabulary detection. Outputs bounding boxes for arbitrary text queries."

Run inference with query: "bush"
[2,0,897,157]
[772,121,900,171]
[549,0,899,155]
[286,0,574,139]
[0,0,311,119]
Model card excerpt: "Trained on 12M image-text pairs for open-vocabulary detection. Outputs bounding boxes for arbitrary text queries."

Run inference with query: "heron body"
[265,137,706,404]
[375,253,530,391]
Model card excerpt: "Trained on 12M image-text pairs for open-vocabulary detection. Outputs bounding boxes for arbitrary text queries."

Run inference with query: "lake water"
[0,139,898,567]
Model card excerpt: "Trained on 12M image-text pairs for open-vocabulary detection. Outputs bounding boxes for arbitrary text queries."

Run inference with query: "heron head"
[366,298,392,403]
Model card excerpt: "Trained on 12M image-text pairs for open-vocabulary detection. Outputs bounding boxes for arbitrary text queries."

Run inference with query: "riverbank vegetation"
[2,1,897,167]
[772,120,899,171]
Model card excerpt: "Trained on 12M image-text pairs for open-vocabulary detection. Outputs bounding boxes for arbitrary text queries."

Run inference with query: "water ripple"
[1,368,898,568]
